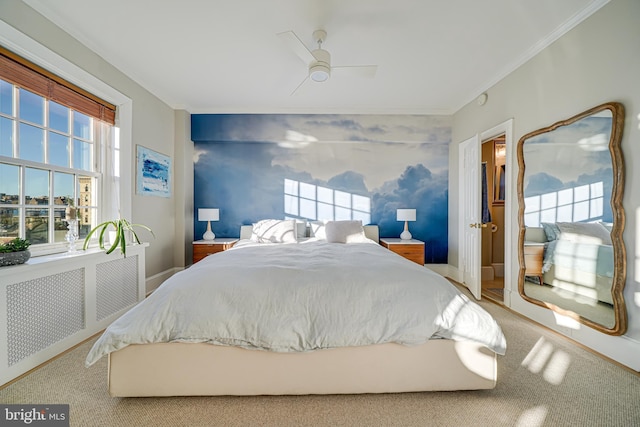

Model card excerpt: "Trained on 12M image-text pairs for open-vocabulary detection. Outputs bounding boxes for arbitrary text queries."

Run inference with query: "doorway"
[481,135,505,302]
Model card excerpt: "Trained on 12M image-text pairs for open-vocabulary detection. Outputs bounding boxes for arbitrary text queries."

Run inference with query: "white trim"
[145,267,183,294]
[480,119,514,306]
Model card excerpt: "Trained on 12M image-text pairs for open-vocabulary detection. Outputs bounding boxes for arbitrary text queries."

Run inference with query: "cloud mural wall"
[192,114,451,263]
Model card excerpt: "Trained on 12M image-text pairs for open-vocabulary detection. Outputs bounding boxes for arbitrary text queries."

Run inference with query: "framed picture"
[136,145,171,198]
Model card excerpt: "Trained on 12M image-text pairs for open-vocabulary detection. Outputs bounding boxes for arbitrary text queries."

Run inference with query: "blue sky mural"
[192,114,450,263]
[523,111,614,226]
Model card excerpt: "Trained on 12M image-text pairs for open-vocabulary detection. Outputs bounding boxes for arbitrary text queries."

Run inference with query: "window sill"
[1,243,149,275]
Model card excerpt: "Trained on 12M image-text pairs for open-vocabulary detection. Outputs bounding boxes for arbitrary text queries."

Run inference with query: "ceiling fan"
[277,29,378,95]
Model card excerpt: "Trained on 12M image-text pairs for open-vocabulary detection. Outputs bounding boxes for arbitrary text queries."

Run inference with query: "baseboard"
[145,267,183,294]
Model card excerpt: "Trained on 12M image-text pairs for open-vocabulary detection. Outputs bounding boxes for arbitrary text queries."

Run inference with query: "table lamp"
[397,209,416,240]
[198,208,219,240]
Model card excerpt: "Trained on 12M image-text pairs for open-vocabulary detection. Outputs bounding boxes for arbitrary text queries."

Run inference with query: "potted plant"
[83,218,154,257]
[0,238,31,267]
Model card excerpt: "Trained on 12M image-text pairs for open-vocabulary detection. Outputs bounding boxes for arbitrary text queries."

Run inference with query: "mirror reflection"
[517,102,626,334]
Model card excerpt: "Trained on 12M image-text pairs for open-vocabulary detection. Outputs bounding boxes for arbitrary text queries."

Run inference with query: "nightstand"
[523,242,544,285]
[192,238,238,264]
[379,238,425,265]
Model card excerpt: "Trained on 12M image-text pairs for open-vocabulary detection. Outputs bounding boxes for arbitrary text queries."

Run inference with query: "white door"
[459,135,482,299]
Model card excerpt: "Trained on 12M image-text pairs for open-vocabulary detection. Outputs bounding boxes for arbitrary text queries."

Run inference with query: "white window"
[0,78,114,253]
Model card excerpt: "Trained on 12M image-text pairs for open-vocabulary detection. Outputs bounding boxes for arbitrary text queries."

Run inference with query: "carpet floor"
[1,288,639,426]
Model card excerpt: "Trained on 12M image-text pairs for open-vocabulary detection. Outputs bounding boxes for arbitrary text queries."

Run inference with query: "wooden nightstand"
[192,238,238,264]
[523,242,544,285]
[379,238,425,265]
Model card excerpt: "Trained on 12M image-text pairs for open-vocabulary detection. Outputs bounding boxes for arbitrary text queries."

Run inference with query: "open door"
[459,135,482,300]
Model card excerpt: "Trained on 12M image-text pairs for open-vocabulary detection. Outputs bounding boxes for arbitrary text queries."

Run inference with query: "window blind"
[0,46,116,125]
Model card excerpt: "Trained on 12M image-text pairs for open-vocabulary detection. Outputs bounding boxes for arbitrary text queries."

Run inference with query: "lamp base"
[400,230,412,240]
[202,220,216,241]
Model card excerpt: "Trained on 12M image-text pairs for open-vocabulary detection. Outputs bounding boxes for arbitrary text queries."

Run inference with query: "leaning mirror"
[517,102,626,335]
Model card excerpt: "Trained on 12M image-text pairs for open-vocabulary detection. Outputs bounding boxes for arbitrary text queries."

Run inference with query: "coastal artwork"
[136,145,171,198]
[192,114,451,263]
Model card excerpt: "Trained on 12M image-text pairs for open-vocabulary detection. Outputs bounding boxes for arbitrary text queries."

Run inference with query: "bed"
[87,220,506,397]
[525,222,614,305]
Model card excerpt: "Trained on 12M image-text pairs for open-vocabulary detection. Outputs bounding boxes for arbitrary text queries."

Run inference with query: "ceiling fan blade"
[331,65,378,78]
[277,31,316,65]
[290,75,309,96]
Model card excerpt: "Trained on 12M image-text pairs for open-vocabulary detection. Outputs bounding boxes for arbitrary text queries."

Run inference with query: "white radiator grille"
[6,269,85,366]
[96,255,138,321]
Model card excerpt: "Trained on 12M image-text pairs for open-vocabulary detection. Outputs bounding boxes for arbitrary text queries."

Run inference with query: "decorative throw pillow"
[250,219,297,243]
[325,220,368,243]
[540,222,561,241]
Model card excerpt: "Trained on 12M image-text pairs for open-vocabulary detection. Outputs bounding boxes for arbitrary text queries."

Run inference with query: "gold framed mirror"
[517,102,626,335]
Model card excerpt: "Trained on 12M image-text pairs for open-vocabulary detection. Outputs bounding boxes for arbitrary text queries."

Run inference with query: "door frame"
[480,120,513,305]
[457,119,514,305]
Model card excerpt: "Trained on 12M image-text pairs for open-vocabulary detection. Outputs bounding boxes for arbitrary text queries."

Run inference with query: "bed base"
[107,340,497,397]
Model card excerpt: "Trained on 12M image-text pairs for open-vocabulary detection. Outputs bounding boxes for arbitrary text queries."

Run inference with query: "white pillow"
[556,221,612,245]
[310,220,327,239]
[325,220,368,243]
[250,219,297,243]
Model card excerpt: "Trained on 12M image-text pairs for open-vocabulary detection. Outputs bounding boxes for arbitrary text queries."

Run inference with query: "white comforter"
[86,239,506,366]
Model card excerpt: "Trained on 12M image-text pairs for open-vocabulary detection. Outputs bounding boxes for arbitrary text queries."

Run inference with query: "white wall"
[450,0,640,369]
[0,2,178,289]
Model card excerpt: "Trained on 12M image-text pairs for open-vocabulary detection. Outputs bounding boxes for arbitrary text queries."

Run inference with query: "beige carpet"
[1,291,639,427]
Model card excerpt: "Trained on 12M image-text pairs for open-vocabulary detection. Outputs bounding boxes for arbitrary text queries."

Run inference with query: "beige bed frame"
[108,340,497,397]
[106,224,498,397]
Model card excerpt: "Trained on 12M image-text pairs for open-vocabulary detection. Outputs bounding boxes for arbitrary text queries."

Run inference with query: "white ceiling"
[24,0,606,115]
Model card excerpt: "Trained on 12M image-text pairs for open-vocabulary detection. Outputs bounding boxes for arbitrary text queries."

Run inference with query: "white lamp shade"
[198,208,219,222]
[397,209,416,222]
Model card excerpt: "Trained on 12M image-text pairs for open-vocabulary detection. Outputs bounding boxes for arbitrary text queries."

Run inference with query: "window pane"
[78,176,94,209]
[73,111,91,139]
[0,208,19,242]
[19,88,44,125]
[299,182,315,200]
[335,206,351,220]
[0,116,13,157]
[284,194,298,216]
[54,208,67,243]
[317,202,333,221]
[335,191,350,208]
[557,188,573,206]
[49,101,69,133]
[574,184,589,202]
[284,178,298,196]
[73,139,92,171]
[77,207,94,238]
[25,167,49,205]
[0,80,12,116]
[54,172,74,205]
[25,207,49,244]
[49,132,70,167]
[352,210,370,225]
[19,123,44,162]
[299,198,316,219]
[557,205,573,222]
[317,186,333,204]
[0,163,19,204]
[353,195,370,213]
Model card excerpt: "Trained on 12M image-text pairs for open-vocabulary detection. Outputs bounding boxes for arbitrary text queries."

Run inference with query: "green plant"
[0,238,31,253]
[83,218,154,256]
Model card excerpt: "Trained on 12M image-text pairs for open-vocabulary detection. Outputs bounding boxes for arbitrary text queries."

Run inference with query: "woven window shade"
[0,47,116,125]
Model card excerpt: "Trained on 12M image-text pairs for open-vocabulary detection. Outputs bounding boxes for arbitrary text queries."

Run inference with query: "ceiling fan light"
[309,64,330,82]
